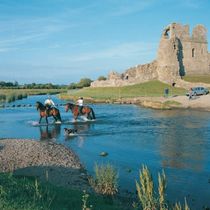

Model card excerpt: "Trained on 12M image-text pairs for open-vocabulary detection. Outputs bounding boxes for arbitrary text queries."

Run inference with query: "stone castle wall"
[91,23,210,87]
[166,23,209,75]
[124,60,158,83]
[209,53,210,71]
[91,61,158,87]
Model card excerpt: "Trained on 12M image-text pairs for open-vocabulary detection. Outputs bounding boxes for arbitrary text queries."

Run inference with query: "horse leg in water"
[74,114,79,121]
[90,108,96,119]
[87,108,95,120]
[53,115,57,122]
[45,117,48,124]
[87,112,92,120]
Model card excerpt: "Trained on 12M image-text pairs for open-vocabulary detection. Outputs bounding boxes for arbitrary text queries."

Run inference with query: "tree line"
[0,81,65,89]
[68,76,106,89]
[0,76,107,90]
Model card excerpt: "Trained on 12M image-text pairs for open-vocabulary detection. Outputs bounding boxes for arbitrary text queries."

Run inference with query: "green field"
[0,88,66,96]
[183,75,210,84]
[60,80,186,100]
[0,89,67,103]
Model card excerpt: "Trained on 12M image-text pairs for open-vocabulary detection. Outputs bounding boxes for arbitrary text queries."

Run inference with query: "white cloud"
[62,41,157,62]
[0,12,77,52]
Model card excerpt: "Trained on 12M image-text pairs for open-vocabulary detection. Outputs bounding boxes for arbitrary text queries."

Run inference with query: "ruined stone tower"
[158,23,210,76]
[91,23,210,87]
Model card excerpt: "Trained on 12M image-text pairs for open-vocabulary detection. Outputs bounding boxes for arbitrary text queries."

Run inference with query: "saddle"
[45,105,52,116]
[78,106,83,114]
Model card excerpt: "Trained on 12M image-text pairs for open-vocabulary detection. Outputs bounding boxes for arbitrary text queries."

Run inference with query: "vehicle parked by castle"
[186,87,209,96]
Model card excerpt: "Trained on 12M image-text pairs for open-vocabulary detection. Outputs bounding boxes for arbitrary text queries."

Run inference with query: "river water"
[1,95,210,209]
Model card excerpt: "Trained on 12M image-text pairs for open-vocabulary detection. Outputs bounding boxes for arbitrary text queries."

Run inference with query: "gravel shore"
[0,139,90,190]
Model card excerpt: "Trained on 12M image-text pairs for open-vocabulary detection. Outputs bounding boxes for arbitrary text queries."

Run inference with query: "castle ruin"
[91,23,210,87]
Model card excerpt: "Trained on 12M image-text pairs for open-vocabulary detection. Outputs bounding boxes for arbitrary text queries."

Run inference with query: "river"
[1,95,210,209]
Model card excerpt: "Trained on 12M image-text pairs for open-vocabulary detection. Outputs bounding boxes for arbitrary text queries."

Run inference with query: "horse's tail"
[54,107,62,122]
[90,108,96,119]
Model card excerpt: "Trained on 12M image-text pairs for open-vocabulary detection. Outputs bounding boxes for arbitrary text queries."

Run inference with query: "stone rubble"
[0,139,90,190]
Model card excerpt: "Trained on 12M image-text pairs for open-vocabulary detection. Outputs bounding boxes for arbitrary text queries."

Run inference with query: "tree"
[68,83,77,89]
[97,76,107,81]
[77,78,92,88]
[14,81,19,86]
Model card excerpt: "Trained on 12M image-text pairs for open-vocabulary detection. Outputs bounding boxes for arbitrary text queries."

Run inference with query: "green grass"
[60,81,186,100]
[0,173,128,210]
[0,88,67,96]
[183,75,210,84]
[136,165,190,210]
[0,89,67,103]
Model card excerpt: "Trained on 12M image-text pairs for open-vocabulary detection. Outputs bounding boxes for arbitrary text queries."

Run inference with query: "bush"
[173,198,190,210]
[0,94,6,101]
[136,165,165,209]
[98,76,107,81]
[68,83,77,89]
[77,78,92,88]
[17,94,23,100]
[136,165,190,210]
[89,163,118,195]
[6,94,16,103]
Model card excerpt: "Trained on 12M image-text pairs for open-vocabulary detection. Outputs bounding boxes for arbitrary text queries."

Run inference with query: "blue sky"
[0,0,210,84]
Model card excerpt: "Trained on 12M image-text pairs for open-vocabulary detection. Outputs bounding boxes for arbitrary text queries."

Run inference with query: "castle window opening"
[192,48,195,57]
[174,44,176,50]
[164,28,170,39]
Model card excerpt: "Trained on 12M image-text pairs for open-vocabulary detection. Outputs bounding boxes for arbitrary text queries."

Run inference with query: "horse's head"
[36,101,44,111]
[65,103,73,112]
[35,101,40,110]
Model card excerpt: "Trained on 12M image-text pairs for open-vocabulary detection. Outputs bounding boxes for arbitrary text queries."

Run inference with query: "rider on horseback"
[44,95,55,116]
[76,97,83,114]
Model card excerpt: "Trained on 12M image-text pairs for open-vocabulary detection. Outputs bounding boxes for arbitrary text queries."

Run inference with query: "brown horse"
[36,101,62,124]
[65,103,96,120]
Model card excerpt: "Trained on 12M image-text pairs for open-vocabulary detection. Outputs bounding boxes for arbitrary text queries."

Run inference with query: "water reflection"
[64,122,93,147]
[39,125,61,140]
[155,110,206,171]
[2,95,210,209]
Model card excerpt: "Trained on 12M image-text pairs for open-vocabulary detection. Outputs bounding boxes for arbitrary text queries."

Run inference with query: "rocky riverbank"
[0,139,90,190]
[78,95,210,111]
[136,95,210,111]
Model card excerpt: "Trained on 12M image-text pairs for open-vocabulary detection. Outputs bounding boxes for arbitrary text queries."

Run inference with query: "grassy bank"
[0,89,67,103]
[60,81,186,101]
[0,165,193,210]
[183,75,210,84]
[0,173,126,210]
